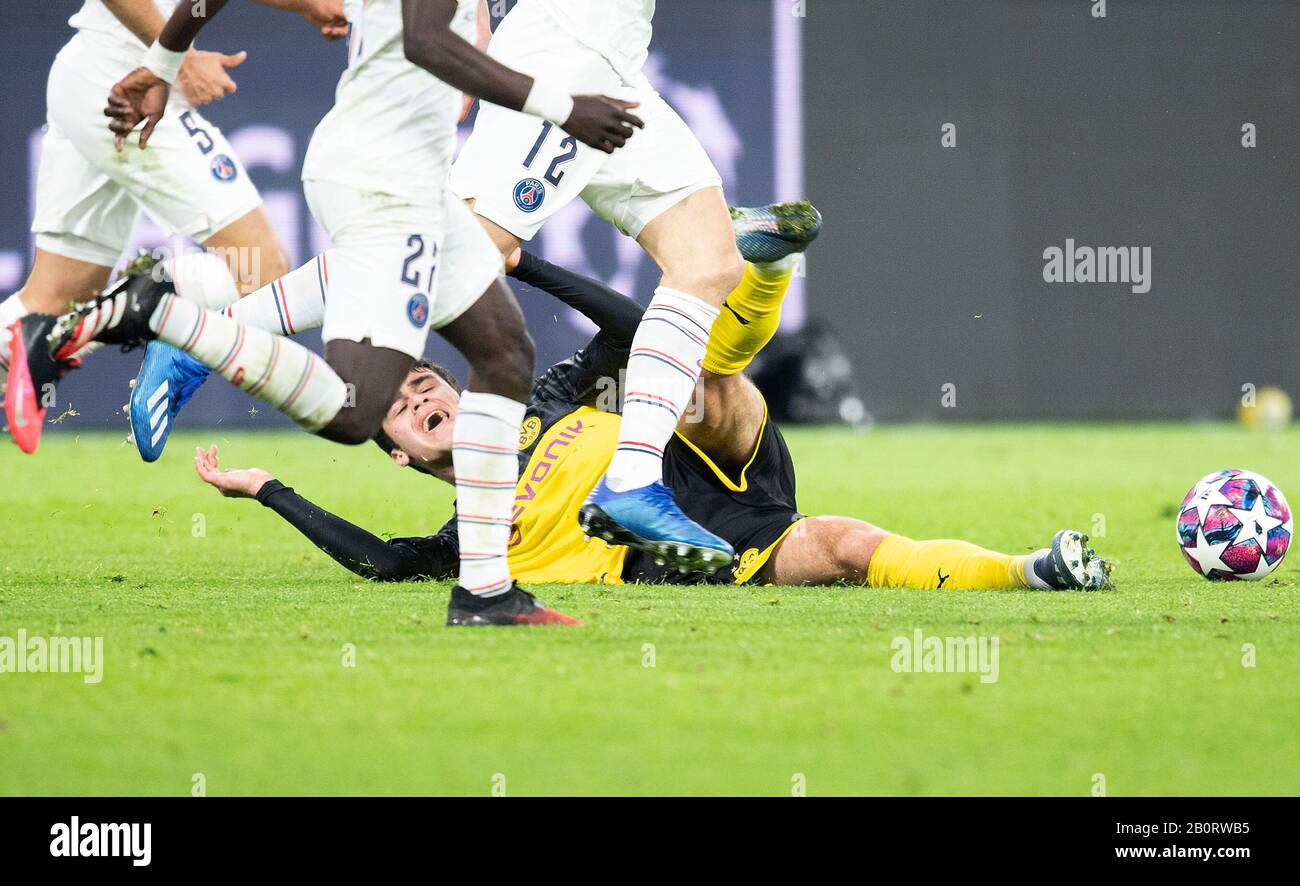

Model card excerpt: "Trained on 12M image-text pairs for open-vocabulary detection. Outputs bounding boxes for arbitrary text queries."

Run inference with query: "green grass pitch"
[1,424,1297,796]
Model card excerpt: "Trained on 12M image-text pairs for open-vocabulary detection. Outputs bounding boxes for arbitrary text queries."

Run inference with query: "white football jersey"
[67,0,175,50]
[302,0,478,202]
[532,0,655,84]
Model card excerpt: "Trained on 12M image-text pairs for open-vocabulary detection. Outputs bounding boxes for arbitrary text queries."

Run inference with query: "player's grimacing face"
[381,369,460,469]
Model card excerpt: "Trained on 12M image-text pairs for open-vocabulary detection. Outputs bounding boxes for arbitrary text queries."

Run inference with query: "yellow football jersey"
[507,406,628,584]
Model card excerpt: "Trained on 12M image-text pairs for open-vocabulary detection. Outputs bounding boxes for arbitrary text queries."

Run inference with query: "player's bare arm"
[102,0,169,44]
[104,0,228,150]
[400,0,643,154]
[105,0,345,150]
[457,0,492,122]
[102,0,246,110]
[256,0,349,39]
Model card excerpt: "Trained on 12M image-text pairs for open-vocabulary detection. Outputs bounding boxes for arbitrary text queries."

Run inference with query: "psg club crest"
[513,177,545,213]
[406,293,430,329]
[210,154,239,183]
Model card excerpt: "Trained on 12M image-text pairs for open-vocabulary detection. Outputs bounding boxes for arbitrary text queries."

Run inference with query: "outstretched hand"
[106,67,171,151]
[194,445,273,499]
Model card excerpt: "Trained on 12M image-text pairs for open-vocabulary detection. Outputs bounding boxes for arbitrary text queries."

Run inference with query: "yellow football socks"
[702,259,794,376]
[866,534,1033,590]
[703,260,1032,593]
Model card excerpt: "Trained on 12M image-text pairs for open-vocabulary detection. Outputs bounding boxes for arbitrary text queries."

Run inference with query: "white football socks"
[751,253,800,280]
[0,293,29,328]
[164,253,241,311]
[224,251,331,335]
[606,287,718,492]
[0,294,29,370]
[149,293,347,432]
[452,391,525,597]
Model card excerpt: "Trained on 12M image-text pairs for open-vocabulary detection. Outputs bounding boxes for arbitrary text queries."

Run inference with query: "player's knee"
[718,248,745,293]
[674,248,744,302]
[318,397,387,445]
[319,344,412,445]
[827,521,890,578]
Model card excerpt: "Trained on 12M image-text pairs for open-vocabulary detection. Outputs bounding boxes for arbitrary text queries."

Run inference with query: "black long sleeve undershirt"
[510,250,648,408]
[510,250,646,347]
[256,481,457,582]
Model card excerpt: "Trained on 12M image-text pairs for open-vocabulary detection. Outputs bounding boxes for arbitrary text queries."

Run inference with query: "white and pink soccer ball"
[1177,469,1292,580]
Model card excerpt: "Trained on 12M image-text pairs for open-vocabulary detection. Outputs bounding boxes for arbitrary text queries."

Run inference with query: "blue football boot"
[129,341,211,462]
[579,478,735,574]
[729,201,822,263]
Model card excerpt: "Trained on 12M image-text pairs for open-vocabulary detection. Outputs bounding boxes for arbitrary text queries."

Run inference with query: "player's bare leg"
[129,251,332,460]
[316,340,414,444]
[759,518,1113,591]
[464,199,522,258]
[677,372,766,477]
[636,187,744,312]
[199,205,291,295]
[3,209,287,453]
[758,517,889,585]
[0,250,114,451]
[438,279,534,405]
[5,249,112,317]
[676,201,823,473]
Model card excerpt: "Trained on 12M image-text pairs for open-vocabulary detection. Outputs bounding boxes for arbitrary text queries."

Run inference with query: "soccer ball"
[1176,469,1292,580]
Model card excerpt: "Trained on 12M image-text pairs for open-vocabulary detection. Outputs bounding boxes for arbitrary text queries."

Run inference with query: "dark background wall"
[0,0,789,432]
[805,0,1299,420]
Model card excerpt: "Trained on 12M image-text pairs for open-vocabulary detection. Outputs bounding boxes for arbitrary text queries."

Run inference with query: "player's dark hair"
[371,360,460,475]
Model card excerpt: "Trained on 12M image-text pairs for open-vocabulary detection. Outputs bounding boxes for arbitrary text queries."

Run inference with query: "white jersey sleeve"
[301,0,478,203]
[530,0,655,85]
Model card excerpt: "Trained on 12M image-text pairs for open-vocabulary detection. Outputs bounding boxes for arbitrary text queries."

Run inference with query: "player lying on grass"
[193,204,1114,595]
